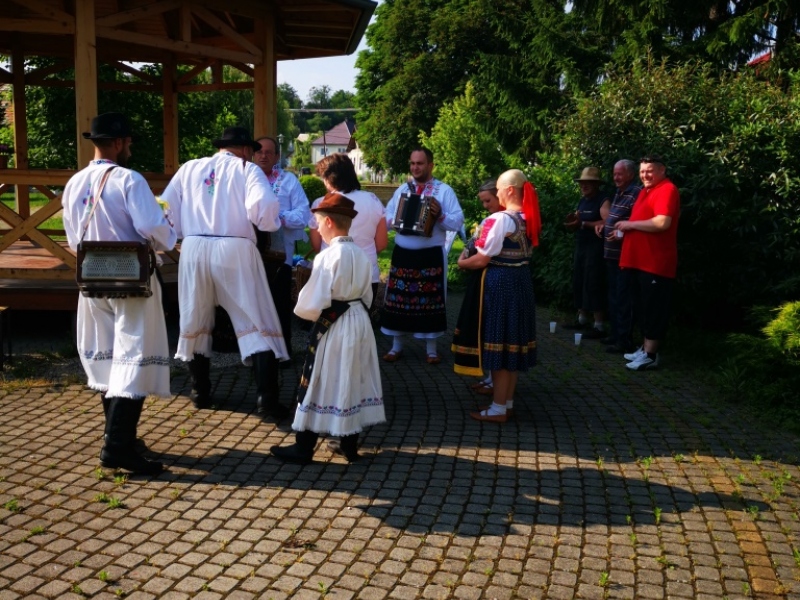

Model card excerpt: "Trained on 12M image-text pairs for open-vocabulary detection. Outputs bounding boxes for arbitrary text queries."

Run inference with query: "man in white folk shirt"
[381,147,464,364]
[62,112,177,476]
[252,135,311,363]
[160,127,292,420]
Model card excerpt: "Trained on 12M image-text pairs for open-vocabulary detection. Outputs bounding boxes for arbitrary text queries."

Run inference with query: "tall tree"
[355,0,489,174]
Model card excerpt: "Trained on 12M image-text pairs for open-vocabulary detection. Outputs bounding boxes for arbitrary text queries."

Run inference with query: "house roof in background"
[311,120,356,147]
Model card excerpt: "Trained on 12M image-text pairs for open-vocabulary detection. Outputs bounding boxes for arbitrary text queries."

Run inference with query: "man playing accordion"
[381,147,464,365]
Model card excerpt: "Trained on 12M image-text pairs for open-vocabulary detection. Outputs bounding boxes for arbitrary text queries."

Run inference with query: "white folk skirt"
[77,273,172,399]
[292,303,385,436]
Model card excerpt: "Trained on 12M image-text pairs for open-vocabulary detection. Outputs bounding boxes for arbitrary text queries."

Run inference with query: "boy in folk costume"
[271,193,385,464]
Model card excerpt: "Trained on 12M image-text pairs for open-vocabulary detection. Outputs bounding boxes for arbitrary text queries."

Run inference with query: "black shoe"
[189,393,211,410]
[270,443,314,464]
[260,402,291,421]
[327,438,360,462]
[563,321,590,330]
[583,327,606,339]
[100,447,164,475]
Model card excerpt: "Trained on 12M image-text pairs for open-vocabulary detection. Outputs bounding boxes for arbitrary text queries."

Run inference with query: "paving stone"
[2,300,800,600]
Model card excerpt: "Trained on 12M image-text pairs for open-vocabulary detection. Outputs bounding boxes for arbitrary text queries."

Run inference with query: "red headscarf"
[522,181,541,247]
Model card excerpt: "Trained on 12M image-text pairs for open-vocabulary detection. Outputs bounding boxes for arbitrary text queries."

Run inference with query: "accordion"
[76,241,156,298]
[393,192,436,237]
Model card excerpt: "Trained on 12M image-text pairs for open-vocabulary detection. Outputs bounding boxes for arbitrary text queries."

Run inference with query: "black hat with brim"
[212,126,262,151]
[82,112,133,140]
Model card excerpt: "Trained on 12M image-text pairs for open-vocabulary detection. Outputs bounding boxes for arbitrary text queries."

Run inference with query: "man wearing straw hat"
[161,126,291,419]
[564,166,611,338]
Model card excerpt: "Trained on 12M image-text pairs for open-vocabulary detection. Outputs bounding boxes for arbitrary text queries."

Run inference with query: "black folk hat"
[82,112,133,140]
[311,192,359,219]
[212,126,262,151]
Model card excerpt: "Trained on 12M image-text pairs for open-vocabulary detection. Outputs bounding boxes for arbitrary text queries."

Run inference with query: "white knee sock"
[426,339,438,355]
[391,336,404,354]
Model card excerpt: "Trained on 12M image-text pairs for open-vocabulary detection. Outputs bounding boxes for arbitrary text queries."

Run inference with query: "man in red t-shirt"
[614,156,680,370]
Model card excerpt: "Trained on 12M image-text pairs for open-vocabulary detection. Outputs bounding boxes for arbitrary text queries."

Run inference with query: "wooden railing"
[0,168,176,280]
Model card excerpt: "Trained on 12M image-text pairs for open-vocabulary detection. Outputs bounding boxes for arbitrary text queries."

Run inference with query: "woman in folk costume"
[271,193,385,464]
[452,179,504,396]
[456,169,541,423]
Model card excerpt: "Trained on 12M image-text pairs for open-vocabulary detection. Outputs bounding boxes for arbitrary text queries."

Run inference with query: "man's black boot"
[270,430,318,464]
[100,398,163,475]
[188,354,212,408]
[103,393,147,451]
[253,351,290,420]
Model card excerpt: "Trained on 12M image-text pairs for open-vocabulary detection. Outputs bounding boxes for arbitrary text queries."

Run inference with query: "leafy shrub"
[299,175,326,204]
[716,303,800,433]
[551,60,800,325]
[762,301,800,362]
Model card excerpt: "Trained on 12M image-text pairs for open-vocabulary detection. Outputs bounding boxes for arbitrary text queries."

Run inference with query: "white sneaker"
[623,346,645,361]
[626,353,659,371]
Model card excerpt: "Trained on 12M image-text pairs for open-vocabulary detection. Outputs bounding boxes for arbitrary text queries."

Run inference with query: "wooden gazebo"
[0,0,376,310]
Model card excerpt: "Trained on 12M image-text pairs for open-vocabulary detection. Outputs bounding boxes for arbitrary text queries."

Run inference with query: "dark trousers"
[630,269,674,341]
[606,261,633,346]
[263,261,293,354]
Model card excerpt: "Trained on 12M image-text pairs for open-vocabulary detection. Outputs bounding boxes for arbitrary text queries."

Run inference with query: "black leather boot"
[100,397,163,475]
[270,430,318,464]
[252,351,289,420]
[327,434,360,462]
[103,393,147,451]
[188,354,211,408]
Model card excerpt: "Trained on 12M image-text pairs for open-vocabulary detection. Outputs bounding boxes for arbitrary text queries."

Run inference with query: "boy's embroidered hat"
[574,166,602,182]
[82,112,133,140]
[311,192,358,219]
[212,126,262,151]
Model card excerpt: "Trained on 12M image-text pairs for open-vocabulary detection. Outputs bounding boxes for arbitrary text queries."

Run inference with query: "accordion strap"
[79,165,117,245]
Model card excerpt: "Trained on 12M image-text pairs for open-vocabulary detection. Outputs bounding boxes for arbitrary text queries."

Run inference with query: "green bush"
[523,155,583,308]
[762,301,800,363]
[299,175,326,204]
[716,302,800,433]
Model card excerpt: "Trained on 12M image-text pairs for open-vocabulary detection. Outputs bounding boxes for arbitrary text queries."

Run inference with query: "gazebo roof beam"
[96,1,181,28]
[11,0,73,23]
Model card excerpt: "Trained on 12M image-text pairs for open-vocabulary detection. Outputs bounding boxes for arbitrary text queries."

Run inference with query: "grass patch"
[1,193,65,234]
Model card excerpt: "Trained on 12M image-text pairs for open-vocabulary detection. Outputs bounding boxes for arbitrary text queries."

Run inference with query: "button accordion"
[76,241,156,298]
[393,192,436,237]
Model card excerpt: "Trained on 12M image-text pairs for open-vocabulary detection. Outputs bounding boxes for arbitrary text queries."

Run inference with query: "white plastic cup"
[549,321,556,333]
[574,333,582,345]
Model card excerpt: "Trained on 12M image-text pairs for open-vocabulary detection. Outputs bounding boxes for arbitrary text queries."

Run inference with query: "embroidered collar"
[332,236,354,244]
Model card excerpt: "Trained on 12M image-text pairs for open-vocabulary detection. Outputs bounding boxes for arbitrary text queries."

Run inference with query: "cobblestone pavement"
[1,295,799,600]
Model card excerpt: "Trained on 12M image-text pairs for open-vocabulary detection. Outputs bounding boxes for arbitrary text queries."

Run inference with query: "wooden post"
[253,15,275,136]
[74,0,98,168]
[162,55,179,174]
[11,41,30,220]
